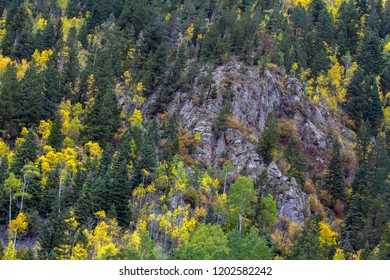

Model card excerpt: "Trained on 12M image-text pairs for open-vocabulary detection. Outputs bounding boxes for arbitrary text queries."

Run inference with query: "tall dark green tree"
[11,129,38,175]
[358,29,382,76]
[291,216,324,259]
[82,88,120,146]
[0,64,19,137]
[367,78,384,135]
[257,113,280,165]
[323,138,345,203]
[47,114,64,151]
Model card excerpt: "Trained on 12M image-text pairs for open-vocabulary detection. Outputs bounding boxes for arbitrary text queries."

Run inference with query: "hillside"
[0,0,389,260]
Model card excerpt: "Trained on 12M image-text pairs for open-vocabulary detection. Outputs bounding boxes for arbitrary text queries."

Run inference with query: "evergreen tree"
[323,138,345,203]
[258,113,280,165]
[11,130,38,175]
[47,114,64,151]
[82,88,120,146]
[160,114,179,162]
[367,78,384,135]
[291,216,324,259]
[110,151,131,227]
[0,64,19,137]
[358,29,382,76]
[75,176,96,225]
[344,69,372,128]
[336,1,360,57]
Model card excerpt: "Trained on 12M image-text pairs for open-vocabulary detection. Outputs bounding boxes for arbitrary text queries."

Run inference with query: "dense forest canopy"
[0,0,389,260]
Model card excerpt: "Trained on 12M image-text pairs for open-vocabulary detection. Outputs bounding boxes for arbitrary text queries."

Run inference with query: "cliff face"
[138,61,354,224]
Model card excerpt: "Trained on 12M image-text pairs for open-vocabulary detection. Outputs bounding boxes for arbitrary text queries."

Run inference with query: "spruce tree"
[358,29,382,76]
[291,216,324,259]
[82,88,120,146]
[48,114,64,151]
[11,130,38,175]
[367,78,383,135]
[323,138,345,203]
[258,113,279,165]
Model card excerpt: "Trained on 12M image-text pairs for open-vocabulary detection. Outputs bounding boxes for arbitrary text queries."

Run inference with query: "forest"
[0,0,389,260]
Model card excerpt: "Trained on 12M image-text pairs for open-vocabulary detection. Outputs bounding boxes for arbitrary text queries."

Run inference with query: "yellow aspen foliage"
[136,82,144,93]
[71,243,88,260]
[0,11,6,44]
[132,84,146,105]
[0,54,11,76]
[194,206,207,221]
[16,59,29,80]
[171,161,189,195]
[133,184,146,202]
[291,62,299,75]
[21,127,28,136]
[384,107,390,128]
[2,240,17,260]
[350,250,362,260]
[308,194,326,216]
[35,17,47,32]
[85,141,103,161]
[39,146,78,173]
[122,70,132,87]
[333,248,346,260]
[129,109,143,129]
[146,182,157,193]
[84,219,120,259]
[32,49,53,68]
[185,24,195,41]
[58,101,83,141]
[62,16,85,42]
[62,147,78,173]
[327,59,346,103]
[385,41,390,51]
[14,137,26,148]
[8,212,28,239]
[197,33,203,41]
[194,131,201,142]
[65,209,79,230]
[127,47,136,61]
[237,8,242,20]
[319,221,338,246]
[37,120,51,140]
[95,210,106,219]
[201,172,219,193]
[57,0,68,10]
[86,74,97,99]
[155,162,170,188]
[0,138,8,156]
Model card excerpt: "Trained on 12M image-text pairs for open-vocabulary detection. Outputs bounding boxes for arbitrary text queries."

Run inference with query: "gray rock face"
[143,60,353,224]
[267,163,310,224]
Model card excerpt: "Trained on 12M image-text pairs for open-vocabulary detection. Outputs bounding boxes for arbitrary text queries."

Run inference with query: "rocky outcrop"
[267,163,310,223]
[141,60,354,223]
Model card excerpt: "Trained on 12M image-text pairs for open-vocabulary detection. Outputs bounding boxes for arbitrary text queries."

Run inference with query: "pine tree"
[358,29,382,76]
[110,152,131,227]
[11,130,38,175]
[291,216,324,259]
[258,113,280,165]
[75,176,96,225]
[82,88,120,146]
[323,138,345,203]
[48,114,64,151]
[0,64,19,137]
[344,69,372,128]
[367,78,384,135]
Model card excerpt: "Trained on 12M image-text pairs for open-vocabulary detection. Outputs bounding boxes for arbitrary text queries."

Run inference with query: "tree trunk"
[239,213,243,233]
[9,188,12,225]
